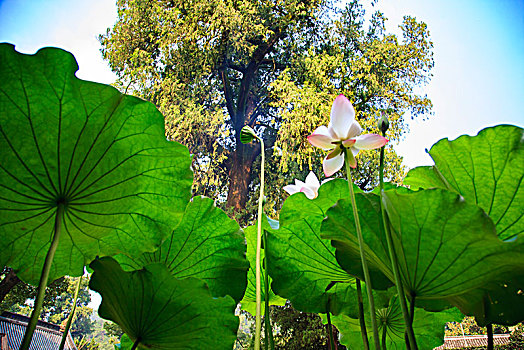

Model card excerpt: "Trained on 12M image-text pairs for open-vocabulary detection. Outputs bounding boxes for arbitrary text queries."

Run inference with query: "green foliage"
[404,125,524,326]
[405,125,523,241]
[103,321,123,339]
[323,188,524,303]
[114,196,249,303]
[0,44,193,284]
[90,257,239,350]
[266,179,363,316]
[330,296,462,350]
[271,303,346,350]
[75,336,100,350]
[241,220,286,315]
[0,268,68,314]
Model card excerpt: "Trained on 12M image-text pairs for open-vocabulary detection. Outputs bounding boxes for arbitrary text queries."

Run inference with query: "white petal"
[323,152,345,177]
[304,171,321,191]
[329,95,355,140]
[353,134,388,150]
[308,126,336,150]
[295,179,306,187]
[320,177,333,185]
[346,120,363,139]
[300,186,317,200]
[283,184,300,195]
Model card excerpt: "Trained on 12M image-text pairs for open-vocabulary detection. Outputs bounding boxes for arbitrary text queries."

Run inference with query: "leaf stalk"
[263,230,274,350]
[344,150,381,350]
[20,204,65,350]
[255,136,265,350]
[59,275,83,350]
[378,139,418,350]
[356,279,370,350]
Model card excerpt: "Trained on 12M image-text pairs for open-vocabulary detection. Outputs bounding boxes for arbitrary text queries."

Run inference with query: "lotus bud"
[378,113,389,134]
[240,125,257,144]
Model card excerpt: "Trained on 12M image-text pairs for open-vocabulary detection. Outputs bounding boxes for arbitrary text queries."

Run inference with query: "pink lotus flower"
[283,171,328,199]
[308,95,388,176]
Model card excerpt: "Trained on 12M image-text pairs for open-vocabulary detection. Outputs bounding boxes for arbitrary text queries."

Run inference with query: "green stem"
[486,323,494,350]
[344,151,381,350]
[378,141,418,350]
[327,311,335,350]
[356,279,370,350]
[254,137,265,350]
[381,321,387,350]
[131,337,140,350]
[20,204,65,350]
[263,230,274,350]
[59,275,82,350]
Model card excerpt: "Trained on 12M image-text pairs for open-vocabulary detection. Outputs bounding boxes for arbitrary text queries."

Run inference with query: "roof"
[434,334,511,349]
[0,311,77,350]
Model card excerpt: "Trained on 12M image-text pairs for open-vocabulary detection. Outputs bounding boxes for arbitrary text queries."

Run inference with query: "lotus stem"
[20,204,65,350]
[131,337,140,350]
[327,311,336,350]
[381,321,387,350]
[378,140,418,350]
[356,279,370,350]
[344,151,381,350]
[263,230,274,350]
[59,275,82,350]
[255,136,265,350]
[487,323,494,350]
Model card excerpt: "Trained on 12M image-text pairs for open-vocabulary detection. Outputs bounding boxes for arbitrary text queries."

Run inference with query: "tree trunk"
[0,267,21,303]
[226,141,258,212]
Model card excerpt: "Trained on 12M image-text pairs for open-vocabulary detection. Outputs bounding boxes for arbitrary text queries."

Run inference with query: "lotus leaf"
[115,196,248,302]
[267,179,378,316]
[90,257,238,350]
[241,218,286,315]
[328,295,463,350]
[323,188,524,305]
[404,125,523,241]
[0,44,192,283]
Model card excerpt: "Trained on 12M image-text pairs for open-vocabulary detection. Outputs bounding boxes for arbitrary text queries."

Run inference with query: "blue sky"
[1,0,523,167]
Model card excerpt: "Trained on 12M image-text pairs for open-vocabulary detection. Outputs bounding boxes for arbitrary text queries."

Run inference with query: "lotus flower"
[308,95,388,176]
[283,171,327,200]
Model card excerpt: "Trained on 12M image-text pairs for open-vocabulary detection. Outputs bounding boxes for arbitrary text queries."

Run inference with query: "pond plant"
[0,44,522,350]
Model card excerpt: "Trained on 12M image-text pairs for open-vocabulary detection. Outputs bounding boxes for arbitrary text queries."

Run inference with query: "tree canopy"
[100,0,433,221]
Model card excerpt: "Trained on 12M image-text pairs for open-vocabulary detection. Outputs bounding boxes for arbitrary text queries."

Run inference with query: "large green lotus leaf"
[0,44,193,284]
[328,295,463,350]
[405,126,524,324]
[240,218,286,315]
[90,257,238,350]
[321,193,394,289]
[323,188,524,302]
[267,179,371,316]
[404,125,524,241]
[448,273,524,326]
[114,196,248,302]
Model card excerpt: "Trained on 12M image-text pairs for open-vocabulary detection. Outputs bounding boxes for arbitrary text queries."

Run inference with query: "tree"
[100,0,433,221]
[0,266,69,315]
[270,303,346,350]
